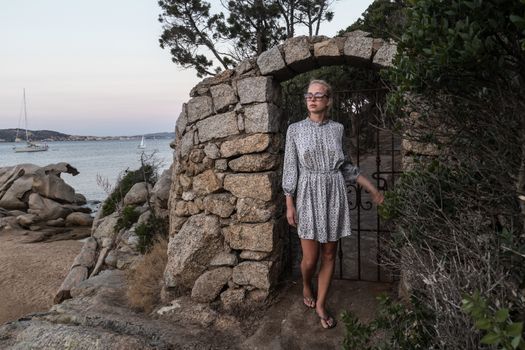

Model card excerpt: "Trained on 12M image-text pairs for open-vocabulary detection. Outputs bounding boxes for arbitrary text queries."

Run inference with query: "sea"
[0,139,174,202]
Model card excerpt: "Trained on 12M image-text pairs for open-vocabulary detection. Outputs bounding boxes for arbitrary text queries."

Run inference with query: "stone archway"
[164,31,397,307]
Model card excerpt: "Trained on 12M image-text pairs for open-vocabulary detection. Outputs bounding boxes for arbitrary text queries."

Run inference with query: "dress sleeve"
[282,126,298,197]
[341,129,361,184]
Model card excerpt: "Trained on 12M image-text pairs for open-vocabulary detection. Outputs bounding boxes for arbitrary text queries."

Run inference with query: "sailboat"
[137,136,146,149]
[13,89,49,153]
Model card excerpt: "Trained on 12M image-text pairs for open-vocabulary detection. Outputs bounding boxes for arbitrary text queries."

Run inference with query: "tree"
[341,0,407,40]
[158,0,337,77]
[381,0,525,347]
[158,0,234,77]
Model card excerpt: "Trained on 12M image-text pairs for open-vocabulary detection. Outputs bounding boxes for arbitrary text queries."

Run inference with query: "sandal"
[317,312,337,329]
[303,296,316,309]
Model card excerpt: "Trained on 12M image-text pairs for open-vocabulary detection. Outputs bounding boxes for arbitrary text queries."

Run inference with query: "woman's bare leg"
[316,241,337,327]
[300,239,319,307]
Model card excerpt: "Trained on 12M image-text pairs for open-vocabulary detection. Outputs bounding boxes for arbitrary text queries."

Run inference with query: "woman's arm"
[356,175,384,205]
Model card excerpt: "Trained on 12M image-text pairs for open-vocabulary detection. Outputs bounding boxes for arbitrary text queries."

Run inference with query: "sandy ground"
[0,228,83,324]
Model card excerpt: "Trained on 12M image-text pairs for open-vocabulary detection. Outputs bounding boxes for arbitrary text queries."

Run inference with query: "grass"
[126,236,168,313]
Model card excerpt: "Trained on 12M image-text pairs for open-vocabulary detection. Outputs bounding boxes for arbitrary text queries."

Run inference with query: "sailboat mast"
[23,88,29,142]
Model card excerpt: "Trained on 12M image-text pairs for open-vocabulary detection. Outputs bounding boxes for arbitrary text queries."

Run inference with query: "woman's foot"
[316,307,337,329]
[303,285,316,308]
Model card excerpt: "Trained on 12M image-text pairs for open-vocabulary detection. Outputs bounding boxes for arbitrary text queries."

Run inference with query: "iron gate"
[283,86,402,282]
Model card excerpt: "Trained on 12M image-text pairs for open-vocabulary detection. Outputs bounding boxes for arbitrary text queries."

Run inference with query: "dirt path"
[0,229,83,324]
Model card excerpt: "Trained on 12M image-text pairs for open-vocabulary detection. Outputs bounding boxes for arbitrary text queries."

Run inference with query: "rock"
[105,249,118,267]
[247,288,270,303]
[203,143,220,159]
[71,237,98,269]
[373,42,397,68]
[232,261,274,290]
[203,193,235,218]
[117,251,139,270]
[8,209,26,217]
[175,104,188,136]
[137,210,151,226]
[236,197,276,223]
[228,153,279,172]
[33,171,76,204]
[29,224,43,231]
[187,95,214,123]
[0,174,33,210]
[92,212,119,241]
[220,288,246,310]
[65,212,93,227]
[283,36,316,73]
[192,170,222,196]
[196,111,240,142]
[191,267,232,303]
[151,167,172,208]
[237,76,278,105]
[344,35,375,65]
[220,133,272,158]
[123,182,151,206]
[223,221,276,252]
[189,148,205,164]
[210,252,238,267]
[240,250,271,261]
[40,162,79,176]
[74,193,87,205]
[223,173,275,202]
[164,214,224,289]
[28,193,71,220]
[71,269,126,298]
[244,103,281,133]
[215,159,228,171]
[16,213,39,227]
[313,37,346,65]
[46,218,65,227]
[157,296,218,327]
[210,84,238,112]
[0,216,19,230]
[179,129,194,159]
[54,265,88,303]
[256,45,292,81]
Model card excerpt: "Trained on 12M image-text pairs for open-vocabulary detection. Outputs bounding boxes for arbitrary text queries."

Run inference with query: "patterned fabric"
[282,118,361,242]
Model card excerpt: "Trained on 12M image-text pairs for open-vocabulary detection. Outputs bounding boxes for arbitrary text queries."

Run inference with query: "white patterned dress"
[282,118,360,243]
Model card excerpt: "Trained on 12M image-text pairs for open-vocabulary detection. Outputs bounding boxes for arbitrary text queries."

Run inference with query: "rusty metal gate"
[283,85,402,282]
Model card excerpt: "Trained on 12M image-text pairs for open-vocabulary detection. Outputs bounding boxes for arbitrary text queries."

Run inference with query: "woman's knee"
[301,256,318,270]
[320,245,337,263]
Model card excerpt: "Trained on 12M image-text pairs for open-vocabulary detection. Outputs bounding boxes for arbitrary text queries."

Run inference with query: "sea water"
[0,139,174,202]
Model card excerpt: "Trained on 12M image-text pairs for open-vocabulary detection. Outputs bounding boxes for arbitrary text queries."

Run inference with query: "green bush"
[101,165,156,217]
[114,205,140,233]
[135,215,169,254]
[342,294,434,350]
[462,292,525,350]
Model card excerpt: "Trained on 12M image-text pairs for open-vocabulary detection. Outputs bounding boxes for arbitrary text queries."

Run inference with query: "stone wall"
[165,31,397,308]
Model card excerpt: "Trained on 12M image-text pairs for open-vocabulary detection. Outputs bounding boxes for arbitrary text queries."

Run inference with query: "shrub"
[126,236,168,313]
[342,293,434,350]
[114,205,140,233]
[135,215,169,254]
[101,164,156,217]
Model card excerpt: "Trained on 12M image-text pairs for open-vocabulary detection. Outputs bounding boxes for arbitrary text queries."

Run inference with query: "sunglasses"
[304,92,329,101]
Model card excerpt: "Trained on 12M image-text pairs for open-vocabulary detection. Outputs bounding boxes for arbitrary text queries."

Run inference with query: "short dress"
[282,118,361,243]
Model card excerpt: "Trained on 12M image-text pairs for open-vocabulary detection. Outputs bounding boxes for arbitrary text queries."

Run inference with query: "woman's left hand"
[371,191,384,205]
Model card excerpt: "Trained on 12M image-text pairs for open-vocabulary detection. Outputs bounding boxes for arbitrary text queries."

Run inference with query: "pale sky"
[0,0,374,136]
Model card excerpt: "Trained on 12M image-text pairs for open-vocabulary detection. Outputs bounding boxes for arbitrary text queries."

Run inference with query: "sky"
[0,0,374,136]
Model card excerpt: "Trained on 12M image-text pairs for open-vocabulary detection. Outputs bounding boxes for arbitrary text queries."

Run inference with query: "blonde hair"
[307,79,333,114]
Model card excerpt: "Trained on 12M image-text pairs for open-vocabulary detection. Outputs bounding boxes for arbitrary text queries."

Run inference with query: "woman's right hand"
[286,206,297,227]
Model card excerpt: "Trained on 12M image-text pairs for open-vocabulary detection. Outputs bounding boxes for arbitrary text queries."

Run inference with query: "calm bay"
[0,139,174,202]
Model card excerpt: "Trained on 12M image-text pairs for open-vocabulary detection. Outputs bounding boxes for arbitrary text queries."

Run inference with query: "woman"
[282,79,384,329]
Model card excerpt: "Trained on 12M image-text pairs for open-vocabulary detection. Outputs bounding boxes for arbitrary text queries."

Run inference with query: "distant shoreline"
[0,129,175,143]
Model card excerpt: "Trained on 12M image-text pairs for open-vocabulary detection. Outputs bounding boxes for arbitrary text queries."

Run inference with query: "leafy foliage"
[462,292,525,350]
[101,164,156,217]
[342,294,434,350]
[135,215,169,254]
[157,0,336,77]
[114,205,140,233]
[342,0,406,40]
